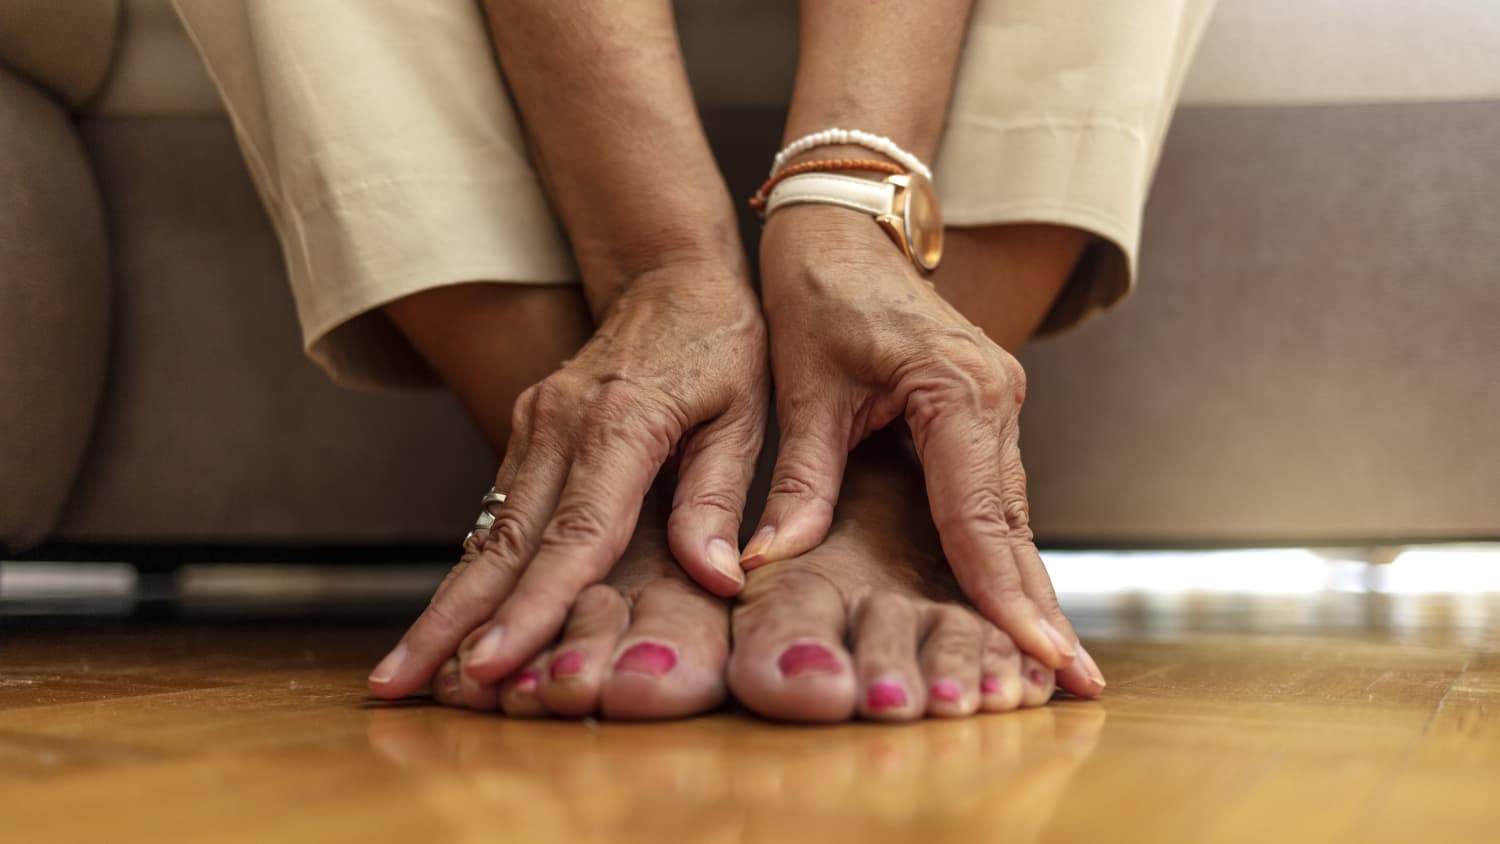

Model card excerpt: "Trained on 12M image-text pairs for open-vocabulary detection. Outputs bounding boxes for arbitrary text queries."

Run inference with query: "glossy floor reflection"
[3,559,1499,843]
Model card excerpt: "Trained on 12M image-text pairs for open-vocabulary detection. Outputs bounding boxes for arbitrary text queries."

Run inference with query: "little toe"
[600,576,729,720]
[432,657,465,709]
[537,584,629,717]
[1018,654,1058,708]
[729,568,856,723]
[852,593,925,722]
[918,605,983,718]
[979,627,1025,713]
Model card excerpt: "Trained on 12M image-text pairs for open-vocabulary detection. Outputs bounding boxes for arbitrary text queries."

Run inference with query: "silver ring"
[463,487,507,550]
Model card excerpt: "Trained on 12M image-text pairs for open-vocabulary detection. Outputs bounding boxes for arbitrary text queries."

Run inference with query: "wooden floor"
[3,574,1499,843]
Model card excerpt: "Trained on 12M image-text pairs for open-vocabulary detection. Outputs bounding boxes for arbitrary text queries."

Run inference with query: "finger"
[1012,536,1105,697]
[368,433,570,699]
[908,392,1075,671]
[490,385,540,506]
[463,407,671,682]
[667,405,763,595]
[464,388,537,555]
[995,440,1104,693]
[742,399,848,569]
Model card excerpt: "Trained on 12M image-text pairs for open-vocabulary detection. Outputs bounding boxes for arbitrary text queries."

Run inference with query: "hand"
[748,206,1101,695]
[370,264,768,697]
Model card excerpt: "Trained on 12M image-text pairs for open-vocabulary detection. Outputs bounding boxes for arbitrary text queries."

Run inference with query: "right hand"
[369,263,769,698]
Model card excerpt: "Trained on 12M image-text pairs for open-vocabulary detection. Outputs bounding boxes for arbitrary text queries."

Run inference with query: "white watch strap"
[764,173,896,219]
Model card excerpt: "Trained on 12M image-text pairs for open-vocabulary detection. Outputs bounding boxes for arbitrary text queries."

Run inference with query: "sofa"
[3,0,1497,556]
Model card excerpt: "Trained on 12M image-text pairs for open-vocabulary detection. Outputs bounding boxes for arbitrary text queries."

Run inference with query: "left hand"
[747,204,1102,697]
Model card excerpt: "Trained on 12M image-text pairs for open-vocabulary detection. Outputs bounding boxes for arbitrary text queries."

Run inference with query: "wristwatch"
[764,171,943,272]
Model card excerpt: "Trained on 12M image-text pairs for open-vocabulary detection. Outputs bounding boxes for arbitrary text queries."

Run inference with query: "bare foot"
[729,429,1057,722]
[431,487,730,720]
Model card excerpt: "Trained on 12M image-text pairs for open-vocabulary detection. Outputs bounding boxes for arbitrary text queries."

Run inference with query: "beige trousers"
[175,0,1215,389]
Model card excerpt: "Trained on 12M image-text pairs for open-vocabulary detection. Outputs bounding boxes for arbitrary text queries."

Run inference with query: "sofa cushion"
[0,67,111,550]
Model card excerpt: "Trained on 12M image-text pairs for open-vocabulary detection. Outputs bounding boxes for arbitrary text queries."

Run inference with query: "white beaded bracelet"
[771,128,934,182]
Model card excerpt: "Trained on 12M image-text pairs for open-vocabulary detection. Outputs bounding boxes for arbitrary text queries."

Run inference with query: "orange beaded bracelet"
[749,158,905,213]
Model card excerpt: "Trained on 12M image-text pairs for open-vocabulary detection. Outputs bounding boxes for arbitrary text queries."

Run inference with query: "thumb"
[741,404,848,569]
[666,408,763,595]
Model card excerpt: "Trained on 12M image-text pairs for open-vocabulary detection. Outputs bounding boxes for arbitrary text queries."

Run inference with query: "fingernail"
[981,675,1002,695]
[867,678,909,710]
[614,642,678,677]
[930,680,962,703]
[513,670,539,693]
[740,526,776,563]
[706,538,746,585]
[1076,643,1107,688]
[468,626,505,667]
[368,642,407,684]
[777,643,843,678]
[550,650,585,680]
[1039,619,1077,661]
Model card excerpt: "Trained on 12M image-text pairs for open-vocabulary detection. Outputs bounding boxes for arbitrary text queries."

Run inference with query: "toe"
[432,657,465,709]
[978,627,1025,713]
[600,576,729,720]
[498,653,549,717]
[455,656,504,712]
[917,605,983,718]
[851,593,925,722]
[537,584,629,717]
[729,568,856,723]
[1018,654,1058,708]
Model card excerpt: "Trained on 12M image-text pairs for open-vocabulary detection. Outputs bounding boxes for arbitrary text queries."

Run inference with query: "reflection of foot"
[730,431,1056,722]
[365,697,1106,843]
[432,488,730,720]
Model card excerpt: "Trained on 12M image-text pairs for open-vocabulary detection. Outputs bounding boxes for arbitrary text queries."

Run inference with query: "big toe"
[729,568,856,723]
[599,577,729,720]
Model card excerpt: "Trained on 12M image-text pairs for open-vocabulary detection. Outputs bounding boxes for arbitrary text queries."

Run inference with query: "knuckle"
[483,516,531,563]
[542,503,610,547]
[417,594,472,640]
[679,488,745,520]
[937,486,1011,536]
[985,630,1020,660]
[971,577,1031,615]
[860,592,915,624]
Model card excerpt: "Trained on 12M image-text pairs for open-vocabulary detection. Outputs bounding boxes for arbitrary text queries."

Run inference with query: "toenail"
[930,680,962,703]
[614,642,677,677]
[513,670,539,693]
[1028,668,1044,686]
[777,643,843,678]
[981,675,1002,695]
[440,672,460,693]
[549,650,585,680]
[866,679,909,710]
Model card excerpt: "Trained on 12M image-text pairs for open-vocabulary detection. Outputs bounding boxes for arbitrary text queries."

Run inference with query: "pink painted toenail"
[981,675,1002,695]
[867,679,908,710]
[930,680,962,703]
[778,643,843,678]
[1028,669,1044,686]
[440,672,460,693]
[550,650,585,680]
[614,642,677,677]
[513,670,539,693]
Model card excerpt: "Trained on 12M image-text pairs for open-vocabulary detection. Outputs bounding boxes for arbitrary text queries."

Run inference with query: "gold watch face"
[901,173,944,272]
